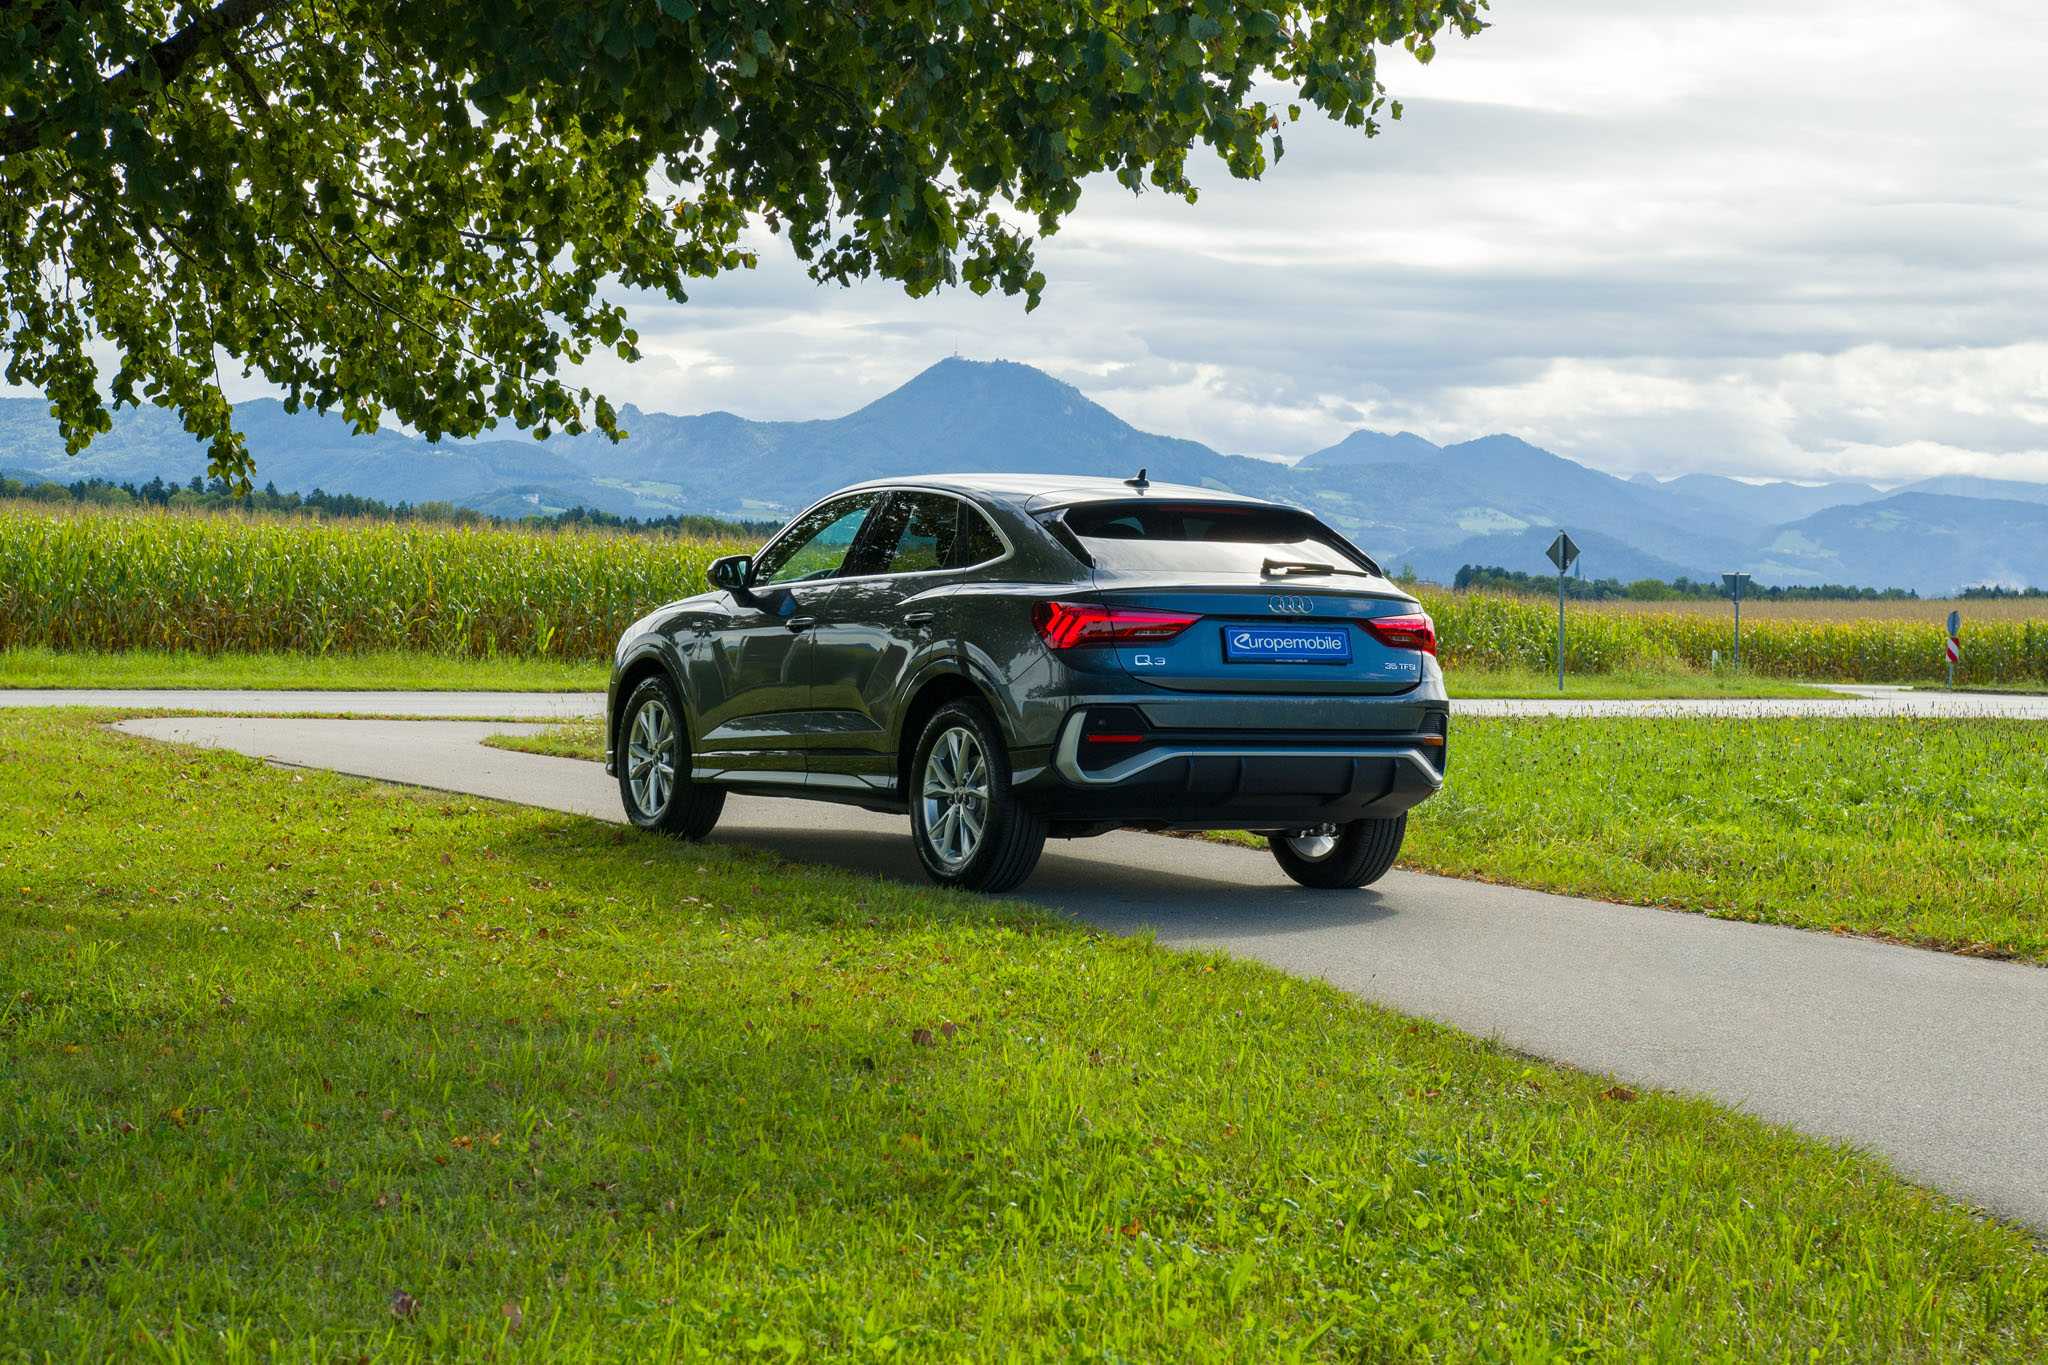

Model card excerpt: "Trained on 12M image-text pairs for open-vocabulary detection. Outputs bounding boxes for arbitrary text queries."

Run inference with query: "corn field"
[0,505,742,658]
[5,504,2047,681]
[1417,589,2048,685]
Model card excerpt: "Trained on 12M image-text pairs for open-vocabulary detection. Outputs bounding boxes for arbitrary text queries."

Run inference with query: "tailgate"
[1095,584,1429,695]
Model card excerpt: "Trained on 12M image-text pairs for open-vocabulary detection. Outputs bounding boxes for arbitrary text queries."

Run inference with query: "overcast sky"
[561,0,2048,486]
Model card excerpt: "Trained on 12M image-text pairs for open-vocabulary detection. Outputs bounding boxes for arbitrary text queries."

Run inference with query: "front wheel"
[1268,815,1406,889]
[617,674,725,840]
[909,700,1046,893]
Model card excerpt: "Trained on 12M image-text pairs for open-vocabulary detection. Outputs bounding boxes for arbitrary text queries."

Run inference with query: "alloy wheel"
[1284,824,1340,861]
[627,698,676,817]
[920,725,990,869]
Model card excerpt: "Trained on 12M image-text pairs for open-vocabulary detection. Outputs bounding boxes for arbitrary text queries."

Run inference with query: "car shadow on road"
[709,821,1402,941]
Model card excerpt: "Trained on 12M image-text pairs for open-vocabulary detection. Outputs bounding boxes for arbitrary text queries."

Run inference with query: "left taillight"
[1365,611,1437,656]
[1033,601,1202,649]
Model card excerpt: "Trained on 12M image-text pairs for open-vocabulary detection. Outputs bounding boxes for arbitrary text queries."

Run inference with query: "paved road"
[0,689,601,718]
[15,682,2048,719]
[115,714,2048,1232]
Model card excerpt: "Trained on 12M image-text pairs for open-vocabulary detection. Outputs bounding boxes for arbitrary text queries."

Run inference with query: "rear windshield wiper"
[1262,557,1373,579]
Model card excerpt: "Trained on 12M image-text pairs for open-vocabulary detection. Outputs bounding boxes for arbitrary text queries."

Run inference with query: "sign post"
[1946,609,1962,688]
[1722,572,1752,672]
[1546,531,1581,693]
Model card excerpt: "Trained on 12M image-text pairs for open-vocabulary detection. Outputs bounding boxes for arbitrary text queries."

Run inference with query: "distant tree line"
[1958,585,2048,600]
[0,473,780,540]
[1452,564,1923,602]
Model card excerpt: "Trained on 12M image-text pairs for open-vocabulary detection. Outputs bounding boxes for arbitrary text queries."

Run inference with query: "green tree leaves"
[1,0,1486,487]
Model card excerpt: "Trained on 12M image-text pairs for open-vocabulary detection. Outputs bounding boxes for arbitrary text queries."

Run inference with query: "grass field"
[498,715,2048,963]
[0,647,609,692]
[2,647,1836,700]
[6,708,2047,1360]
[1405,716,2048,962]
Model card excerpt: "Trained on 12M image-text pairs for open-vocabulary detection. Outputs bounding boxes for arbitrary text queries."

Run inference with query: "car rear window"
[1057,501,1370,575]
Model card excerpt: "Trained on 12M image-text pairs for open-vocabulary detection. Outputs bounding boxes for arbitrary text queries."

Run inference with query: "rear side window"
[957,504,1006,568]
[853,492,1012,576]
[876,493,959,574]
[1058,501,1370,575]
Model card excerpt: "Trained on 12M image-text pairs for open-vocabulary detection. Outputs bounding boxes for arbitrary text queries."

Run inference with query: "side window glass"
[956,504,1005,568]
[879,494,961,575]
[754,493,881,585]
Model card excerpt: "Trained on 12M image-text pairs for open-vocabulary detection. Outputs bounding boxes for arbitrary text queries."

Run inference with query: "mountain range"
[5,357,2046,596]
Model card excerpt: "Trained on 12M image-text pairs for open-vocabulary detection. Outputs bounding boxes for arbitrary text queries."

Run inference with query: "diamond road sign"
[1546,532,1580,572]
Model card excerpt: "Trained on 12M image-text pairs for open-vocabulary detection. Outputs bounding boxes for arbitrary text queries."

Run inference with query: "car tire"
[910,699,1046,893]
[617,674,725,840]
[1268,815,1406,889]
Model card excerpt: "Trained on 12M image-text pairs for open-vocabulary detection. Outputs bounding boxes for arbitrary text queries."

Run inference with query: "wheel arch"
[894,667,1001,794]
[611,646,690,771]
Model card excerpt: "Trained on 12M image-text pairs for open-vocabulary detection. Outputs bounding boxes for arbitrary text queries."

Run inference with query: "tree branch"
[0,0,287,157]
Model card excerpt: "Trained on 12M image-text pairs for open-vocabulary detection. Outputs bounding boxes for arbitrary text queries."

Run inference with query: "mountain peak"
[1298,428,1441,468]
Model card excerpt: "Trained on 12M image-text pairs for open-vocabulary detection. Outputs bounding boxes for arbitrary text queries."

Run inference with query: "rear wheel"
[1268,815,1406,889]
[618,674,724,840]
[910,700,1046,893]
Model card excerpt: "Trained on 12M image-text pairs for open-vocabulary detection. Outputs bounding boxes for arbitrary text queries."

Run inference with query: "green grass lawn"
[1443,665,1841,699]
[7,709,2047,1359]
[0,647,607,692]
[492,715,2048,963]
[1406,716,2048,962]
[485,717,607,761]
[3,647,1850,700]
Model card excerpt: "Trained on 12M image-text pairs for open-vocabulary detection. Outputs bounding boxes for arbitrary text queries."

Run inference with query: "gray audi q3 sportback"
[605,473,1448,892]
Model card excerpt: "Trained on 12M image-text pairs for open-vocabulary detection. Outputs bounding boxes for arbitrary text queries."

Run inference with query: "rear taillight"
[1033,601,1202,649]
[1365,612,1437,655]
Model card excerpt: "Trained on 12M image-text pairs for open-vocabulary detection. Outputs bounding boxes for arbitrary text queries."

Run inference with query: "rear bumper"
[1019,706,1445,830]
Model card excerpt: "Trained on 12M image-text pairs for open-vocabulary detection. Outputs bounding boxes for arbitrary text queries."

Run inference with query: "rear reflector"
[1084,733,1146,743]
[1364,612,1437,656]
[1033,601,1202,649]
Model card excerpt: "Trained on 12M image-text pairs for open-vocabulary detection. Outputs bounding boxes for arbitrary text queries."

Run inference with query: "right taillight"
[1033,601,1202,649]
[1365,612,1436,655]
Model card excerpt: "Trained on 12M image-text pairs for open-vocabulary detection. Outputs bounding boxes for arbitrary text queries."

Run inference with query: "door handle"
[785,615,818,632]
[904,611,936,626]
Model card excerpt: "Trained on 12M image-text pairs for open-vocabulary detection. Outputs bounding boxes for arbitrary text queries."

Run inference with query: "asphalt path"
[115,714,2048,1232]
[0,689,599,718]
[14,682,2048,719]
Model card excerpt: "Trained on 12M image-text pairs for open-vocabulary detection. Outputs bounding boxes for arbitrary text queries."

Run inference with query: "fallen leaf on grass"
[910,1028,936,1047]
[502,1302,524,1331]
[1601,1086,1637,1103]
[390,1289,419,1320]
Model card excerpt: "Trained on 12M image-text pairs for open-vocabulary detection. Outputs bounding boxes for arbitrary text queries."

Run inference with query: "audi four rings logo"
[1267,596,1314,615]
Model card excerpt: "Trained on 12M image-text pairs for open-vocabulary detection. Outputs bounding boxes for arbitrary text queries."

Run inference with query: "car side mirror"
[707,554,754,592]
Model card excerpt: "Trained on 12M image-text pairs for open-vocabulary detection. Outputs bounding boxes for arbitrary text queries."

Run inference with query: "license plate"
[1222,624,1352,664]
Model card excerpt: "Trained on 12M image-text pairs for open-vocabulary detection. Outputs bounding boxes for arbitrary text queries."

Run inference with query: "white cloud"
[548,0,2048,484]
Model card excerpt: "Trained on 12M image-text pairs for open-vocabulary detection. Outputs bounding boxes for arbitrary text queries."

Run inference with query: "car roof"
[836,472,1287,513]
